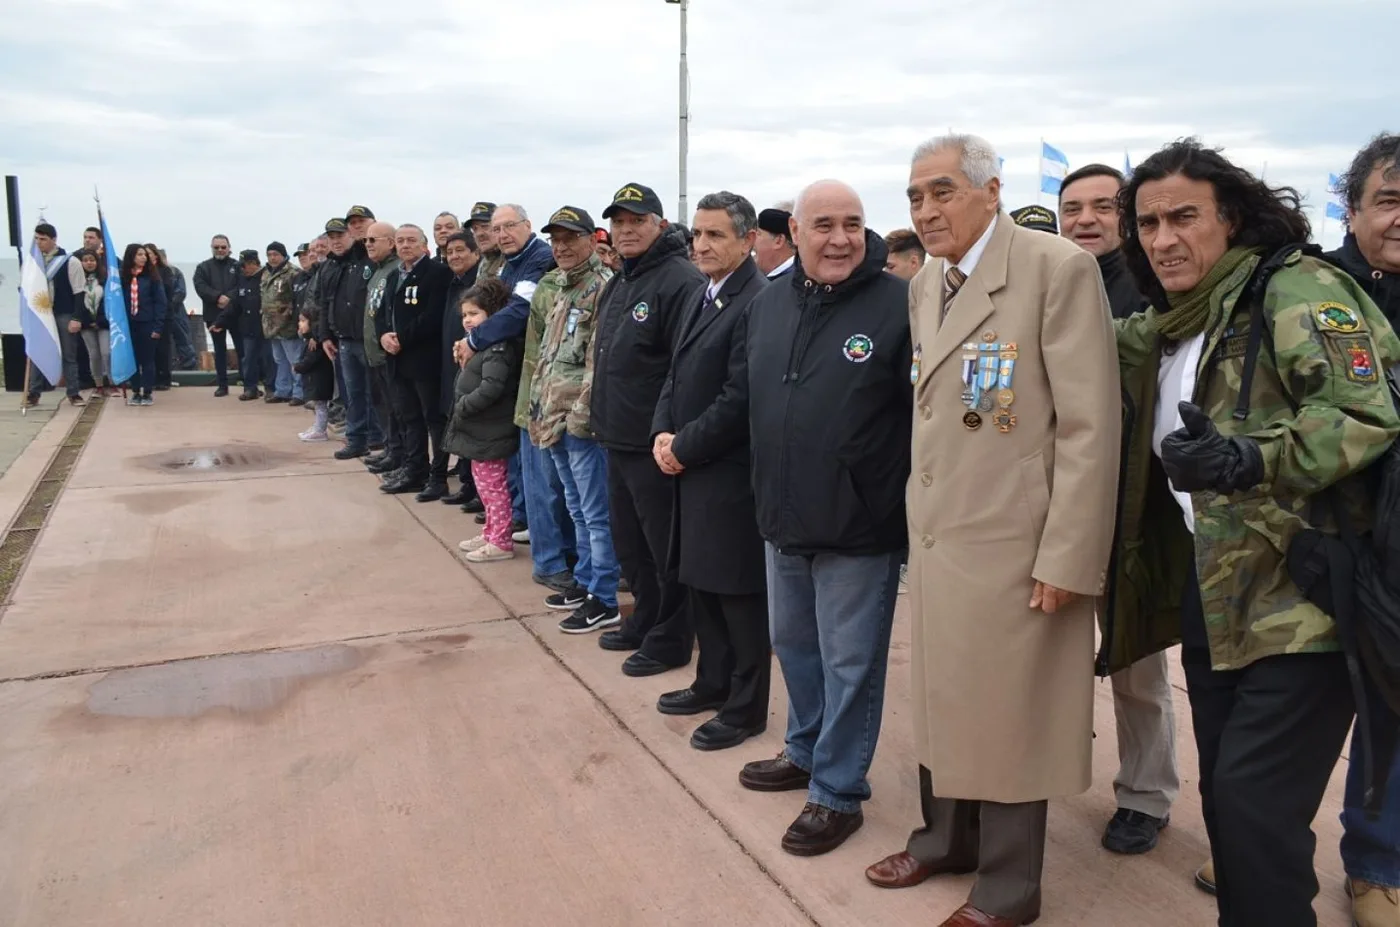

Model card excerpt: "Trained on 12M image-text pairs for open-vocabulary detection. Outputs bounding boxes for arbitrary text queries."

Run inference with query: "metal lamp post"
[664,0,689,221]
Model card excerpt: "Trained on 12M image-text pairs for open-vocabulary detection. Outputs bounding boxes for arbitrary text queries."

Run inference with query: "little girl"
[293,308,335,441]
[444,278,523,563]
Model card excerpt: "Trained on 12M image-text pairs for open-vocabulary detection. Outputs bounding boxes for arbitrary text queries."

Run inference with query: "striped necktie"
[941,266,967,321]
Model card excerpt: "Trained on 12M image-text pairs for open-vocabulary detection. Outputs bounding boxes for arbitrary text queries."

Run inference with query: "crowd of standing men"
[167,128,1400,927]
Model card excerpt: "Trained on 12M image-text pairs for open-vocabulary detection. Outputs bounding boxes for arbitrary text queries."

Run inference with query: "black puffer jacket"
[1327,233,1399,327]
[745,230,913,556]
[443,339,523,462]
[319,242,372,342]
[591,225,706,451]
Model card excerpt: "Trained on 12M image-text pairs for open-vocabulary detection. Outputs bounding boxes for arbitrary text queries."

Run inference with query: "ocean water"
[0,257,201,334]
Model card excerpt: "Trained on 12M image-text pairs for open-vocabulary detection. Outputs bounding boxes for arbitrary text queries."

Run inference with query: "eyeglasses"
[489,220,526,234]
[364,237,388,244]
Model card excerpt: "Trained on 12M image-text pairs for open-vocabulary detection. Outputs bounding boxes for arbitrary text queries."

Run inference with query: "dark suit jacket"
[377,255,454,380]
[652,257,767,595]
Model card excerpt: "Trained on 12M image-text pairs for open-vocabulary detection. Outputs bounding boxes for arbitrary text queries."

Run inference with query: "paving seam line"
[0,399,104,610]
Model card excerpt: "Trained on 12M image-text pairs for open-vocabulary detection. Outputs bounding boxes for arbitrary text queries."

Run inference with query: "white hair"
[911,133,1001,187]
[793,179,864,222]
[494,203,528,222]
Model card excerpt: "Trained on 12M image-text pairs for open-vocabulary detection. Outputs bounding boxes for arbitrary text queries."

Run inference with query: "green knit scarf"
[1151,246,1258,341]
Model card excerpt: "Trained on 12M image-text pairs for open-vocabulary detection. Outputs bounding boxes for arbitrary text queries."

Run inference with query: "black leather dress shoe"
[440,488,473,506]
[739,754,812,792]
[364,451,388,467]
[474,512,487,525]
[598,630,643,652]
[691,718,765,751]
[367,455,402,474]
[657,688,727,715]
[380,475,428,495]
[415,482,448,503]
[334,445,368,460]
[622,653,683,678]
[781,803,864,856]
[462,496,485,514]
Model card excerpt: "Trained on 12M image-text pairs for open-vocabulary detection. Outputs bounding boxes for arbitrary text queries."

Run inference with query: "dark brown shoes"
[739,754,811,792]
[781,802,864,856]
[938,903,1038,926]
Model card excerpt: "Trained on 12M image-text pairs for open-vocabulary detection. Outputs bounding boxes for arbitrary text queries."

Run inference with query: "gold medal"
[963,410,983,430]
[981,330,997,342]
[992,409,1017,433]
[997,388,1015,407]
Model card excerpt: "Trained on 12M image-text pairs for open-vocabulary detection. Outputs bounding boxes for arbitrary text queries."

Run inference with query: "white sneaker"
[299,430,329,442]
[511,527,531,544]
[457,535,487,552]
[465,543,514,563]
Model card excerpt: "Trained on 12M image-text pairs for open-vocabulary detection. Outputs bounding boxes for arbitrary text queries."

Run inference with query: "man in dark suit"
[375,224,454,500]
[652,191,770,752]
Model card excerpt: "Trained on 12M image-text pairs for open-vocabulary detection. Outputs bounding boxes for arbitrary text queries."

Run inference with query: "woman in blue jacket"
[119,243,166,405]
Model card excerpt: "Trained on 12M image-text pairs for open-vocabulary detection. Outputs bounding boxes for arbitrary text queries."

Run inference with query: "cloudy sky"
[1,0,1392,260]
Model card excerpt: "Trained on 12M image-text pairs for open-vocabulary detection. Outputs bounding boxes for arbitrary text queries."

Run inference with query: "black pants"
[154,316,173,387]
[607,449,691,666]
[371,364,403,458]
[391,371,448,483]
[1181,574,1353,926]
[208,323,238,389]
[131,323,158,395]
[691,588,770,728]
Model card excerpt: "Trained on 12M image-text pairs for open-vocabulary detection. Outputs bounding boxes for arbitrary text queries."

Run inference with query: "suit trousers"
[906,766,1046,923]
[690,587,771,729]
[370,364,403,458]
[607,449,692,666]
[1110,649,1180,819]
[391,371,448,483]
[1180,573,1354,927]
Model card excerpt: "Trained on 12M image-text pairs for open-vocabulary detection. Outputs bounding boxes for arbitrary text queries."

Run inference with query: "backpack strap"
[1230,243,1321,421]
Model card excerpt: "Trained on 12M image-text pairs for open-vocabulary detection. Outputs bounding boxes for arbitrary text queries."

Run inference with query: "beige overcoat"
[907,215,1121,803]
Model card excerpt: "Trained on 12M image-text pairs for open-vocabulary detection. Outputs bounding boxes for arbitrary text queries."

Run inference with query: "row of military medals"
[960,331,1017,432]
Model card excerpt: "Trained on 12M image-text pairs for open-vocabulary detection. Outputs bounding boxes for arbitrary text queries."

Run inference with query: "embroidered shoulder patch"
[1315,301,1361,333]
[1335,334,1381,383]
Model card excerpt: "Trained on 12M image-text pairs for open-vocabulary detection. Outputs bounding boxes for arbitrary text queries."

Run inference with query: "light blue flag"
[19,235,64,385]
[1325,173,1347,221]
[99,211,136,385]
[1124,152,1133,180]
[1040,141,1069,195]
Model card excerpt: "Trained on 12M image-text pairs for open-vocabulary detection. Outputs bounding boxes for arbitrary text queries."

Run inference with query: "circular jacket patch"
[362,265,373,280]
[1316,301,1361,333]
[631,302,650,322]
[843,334,874,363]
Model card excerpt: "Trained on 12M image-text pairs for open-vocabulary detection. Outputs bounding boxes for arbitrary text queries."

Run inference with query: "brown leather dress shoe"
[781,802,864,856]
[938,903,1038,926]
[739,753,812,792]
[866,851,938,888]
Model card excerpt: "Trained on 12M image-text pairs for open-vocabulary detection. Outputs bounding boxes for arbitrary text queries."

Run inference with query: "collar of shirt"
[400,254,424,276]
[706,270,735,302]
[767,255,795,279]
[945,214,998,281]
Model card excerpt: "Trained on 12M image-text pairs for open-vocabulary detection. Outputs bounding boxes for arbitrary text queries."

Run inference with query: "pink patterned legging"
[470,458,514,551]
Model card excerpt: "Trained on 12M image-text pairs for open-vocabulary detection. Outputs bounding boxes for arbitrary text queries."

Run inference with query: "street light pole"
[666,0,690,222]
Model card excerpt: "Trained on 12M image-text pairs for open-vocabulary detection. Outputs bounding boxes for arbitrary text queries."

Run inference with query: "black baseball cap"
[602,182,664,219]
[469,201,497,225]
[344,205,375,221]
[1010,205,1058,235]
[238,249,261,264]
[325,217,349,234]
[294,242,311,255]
[542,206,597,236]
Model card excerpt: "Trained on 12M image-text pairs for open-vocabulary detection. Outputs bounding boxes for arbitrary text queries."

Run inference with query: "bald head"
[365,221,396,262]
[791,180,867,285]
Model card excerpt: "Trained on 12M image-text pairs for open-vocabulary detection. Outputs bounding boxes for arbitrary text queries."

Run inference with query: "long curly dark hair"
[1118,138,1311,304]
[119,242,151,289]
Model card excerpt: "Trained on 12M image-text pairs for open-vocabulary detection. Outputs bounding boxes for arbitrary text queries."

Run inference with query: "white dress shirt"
[766,255,795,279]
[1152,333,1205,533]
[706,270,735,303]
[943,215,999,284]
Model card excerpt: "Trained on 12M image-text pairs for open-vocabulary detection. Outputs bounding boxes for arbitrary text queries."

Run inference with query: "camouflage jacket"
[478,250,506,283]
[259,263,298,339]
[363,255,401,367]
[1106,250,1400,673]
[522,254,611,446]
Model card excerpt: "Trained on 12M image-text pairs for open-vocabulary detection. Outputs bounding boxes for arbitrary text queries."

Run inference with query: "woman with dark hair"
[120,242,167,405]
[70,248,116,396]
[144,244,177,389]
[1103,138,1400,924]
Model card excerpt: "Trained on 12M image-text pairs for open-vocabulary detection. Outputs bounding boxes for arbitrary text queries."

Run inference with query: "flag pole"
[1038,137,1044,207]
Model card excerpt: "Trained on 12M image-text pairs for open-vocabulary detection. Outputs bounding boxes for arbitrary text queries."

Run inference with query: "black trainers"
[1101,808,1169,855]
[558,595,621,634]
[545,586,588,611]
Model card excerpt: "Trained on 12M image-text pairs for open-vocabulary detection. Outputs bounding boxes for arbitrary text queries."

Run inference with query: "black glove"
[1160,401,1264,494]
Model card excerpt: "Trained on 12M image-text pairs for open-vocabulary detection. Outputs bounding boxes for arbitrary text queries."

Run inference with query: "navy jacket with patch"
[745,231,912,556]
[465,235,556,351]
[591,226,706,452]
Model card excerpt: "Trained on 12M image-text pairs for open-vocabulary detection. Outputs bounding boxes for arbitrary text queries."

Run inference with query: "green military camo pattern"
[523,253,611,447]
[1116,250,1400,670]
[259,263,299,339]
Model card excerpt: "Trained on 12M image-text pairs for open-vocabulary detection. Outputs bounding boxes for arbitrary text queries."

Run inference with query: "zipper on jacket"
[781,281,827,385]
[1095,384,1137,677]
[775,281,823,541]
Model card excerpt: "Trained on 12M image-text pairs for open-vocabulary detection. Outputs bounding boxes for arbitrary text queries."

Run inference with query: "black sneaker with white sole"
[558,595,621,634]
[545,585,588,611]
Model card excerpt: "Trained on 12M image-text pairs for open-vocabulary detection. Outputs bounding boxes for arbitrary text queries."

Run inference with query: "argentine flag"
[99,212,136,384]
[1124,152,1133,181]
[19,236,63,385]
[1326,173,1347,222]
[1040,142,1070,195]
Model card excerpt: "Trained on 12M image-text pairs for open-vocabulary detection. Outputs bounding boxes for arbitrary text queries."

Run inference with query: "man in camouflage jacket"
[260,242,302,403]
[524,207,620,625]
[1105,140,1400,925]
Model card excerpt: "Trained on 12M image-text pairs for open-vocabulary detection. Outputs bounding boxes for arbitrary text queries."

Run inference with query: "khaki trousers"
[1111,649,1180,819]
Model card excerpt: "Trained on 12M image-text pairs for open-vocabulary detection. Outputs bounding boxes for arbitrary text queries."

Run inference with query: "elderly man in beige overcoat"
[865,134,1121,927]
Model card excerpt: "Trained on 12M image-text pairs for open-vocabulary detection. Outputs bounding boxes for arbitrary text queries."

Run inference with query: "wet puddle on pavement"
[133,444,289,474]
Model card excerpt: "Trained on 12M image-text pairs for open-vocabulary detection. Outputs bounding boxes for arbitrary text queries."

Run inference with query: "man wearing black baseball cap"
[467,201,505,282]
[756,206,796,279]
[318,215,384,458]
[1009,204,1059,235]
[344,205,375,241]
[591,182,707,677]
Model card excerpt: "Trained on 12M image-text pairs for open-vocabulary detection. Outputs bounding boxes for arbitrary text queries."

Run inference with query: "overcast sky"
[1,0,1393,260]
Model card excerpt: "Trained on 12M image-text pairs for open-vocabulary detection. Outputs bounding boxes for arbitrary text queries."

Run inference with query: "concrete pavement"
[0,389,1354,926]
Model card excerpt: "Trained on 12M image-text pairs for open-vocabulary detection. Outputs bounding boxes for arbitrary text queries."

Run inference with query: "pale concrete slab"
[0,472,507,680]
[0,622,812,927]
[0,397,77,531]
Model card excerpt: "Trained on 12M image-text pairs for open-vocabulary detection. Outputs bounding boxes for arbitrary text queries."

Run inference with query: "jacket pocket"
[1019,453,1051,539]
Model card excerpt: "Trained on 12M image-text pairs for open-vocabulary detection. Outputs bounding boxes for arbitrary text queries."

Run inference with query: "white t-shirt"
[1152,332,1205,533]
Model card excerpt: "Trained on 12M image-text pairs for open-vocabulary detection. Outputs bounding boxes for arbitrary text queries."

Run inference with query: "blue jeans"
[240,332,267,393]
[1342,725,1400,887]
[169,311,199,369]
[547,434,618,607]
[507,451,527,524]
[270,338,304,400]
[519,429,573,577]
[766,543,901,814]
[337,340,383,450]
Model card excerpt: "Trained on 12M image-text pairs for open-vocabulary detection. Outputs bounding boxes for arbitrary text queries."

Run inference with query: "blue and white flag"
[1326,173,1347,222]
[1040,141,1070,195]
[19,236,63,384]
[1124,152,1133,181]
[99,211,136,384]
